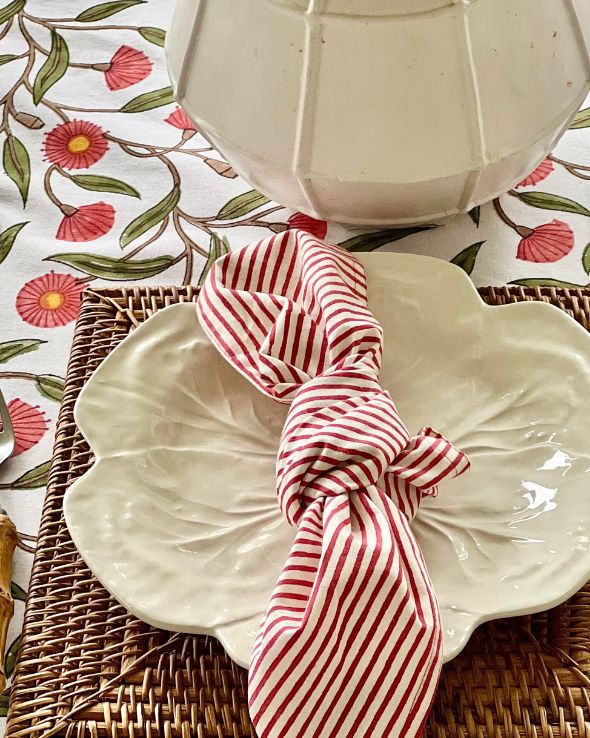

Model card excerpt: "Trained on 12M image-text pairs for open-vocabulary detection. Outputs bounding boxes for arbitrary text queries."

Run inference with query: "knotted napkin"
[197,230,469,738]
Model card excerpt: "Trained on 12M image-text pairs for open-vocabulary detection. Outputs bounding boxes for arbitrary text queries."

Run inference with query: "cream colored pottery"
[65,254,590,668]
[165,0,590,226]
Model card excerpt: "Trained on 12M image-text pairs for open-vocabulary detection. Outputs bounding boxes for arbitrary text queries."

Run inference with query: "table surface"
[0,0,589,724]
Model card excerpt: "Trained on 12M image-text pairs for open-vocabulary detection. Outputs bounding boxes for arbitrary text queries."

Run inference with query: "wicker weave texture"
[7,284,590,738]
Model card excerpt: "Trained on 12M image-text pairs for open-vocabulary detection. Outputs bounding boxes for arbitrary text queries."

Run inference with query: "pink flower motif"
[516,219,574,263]
[4,399,49,457]
[103,46,152,91]
[165,106,197,132]
[43,120,108,170]
[517,158,554,188]
[16,272,83,328]
[56,202,115,242]
[287,212,328,240]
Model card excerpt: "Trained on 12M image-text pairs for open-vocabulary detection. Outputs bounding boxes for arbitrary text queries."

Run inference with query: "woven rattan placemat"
[7,284,590,738]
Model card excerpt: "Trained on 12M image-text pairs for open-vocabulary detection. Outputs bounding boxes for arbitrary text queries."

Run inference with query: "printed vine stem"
[165,252,186,268]
[175,208,214,238]
[17,530,39,543]
[53,163,76,182]
[16,534,36,554]
[173,211,208,258]
[0,51,27,62]
[168,149,210,163]
[179,205,285,229]
[107,135,215,159]
[108,136,212,276]
[494,196,535,239]
[17,541,36,554]
[32,95,71,122]
[105,133,215,163]
[39,101,121,114]
[173,147,215,158]
[25,92,68,122]
[549,154,590,181]
[215,206,286,229]
[493,198,518,229]
[0,16,37,135]
[20,25,94,70]
[549,155,590,171]
[17,532,37,543]
[107,135,185,159]
[117,142,213,157]
[0,16,13,42]
[113,141,187,243]
[17,17,69,122]
[507,189,529,201]
[0,96,15,136]
[23,13,141,33]
[23,90,72,123]
[43,165,67,210]
[173,210,195,284]
[120,217,171,261]
[0,372,40,382]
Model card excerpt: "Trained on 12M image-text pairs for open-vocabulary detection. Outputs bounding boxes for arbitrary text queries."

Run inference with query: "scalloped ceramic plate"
[64,254,590,669]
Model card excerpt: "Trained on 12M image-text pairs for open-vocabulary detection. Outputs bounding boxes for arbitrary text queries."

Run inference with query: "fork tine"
[0,388,13,443]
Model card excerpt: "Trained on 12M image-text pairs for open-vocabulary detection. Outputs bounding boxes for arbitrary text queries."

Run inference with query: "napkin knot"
[277,367,467,526]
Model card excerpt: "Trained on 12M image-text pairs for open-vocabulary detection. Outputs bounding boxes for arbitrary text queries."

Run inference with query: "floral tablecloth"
[0,0,589,722]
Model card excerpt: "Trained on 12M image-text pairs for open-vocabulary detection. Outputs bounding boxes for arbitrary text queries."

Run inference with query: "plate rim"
[65,254,590,668]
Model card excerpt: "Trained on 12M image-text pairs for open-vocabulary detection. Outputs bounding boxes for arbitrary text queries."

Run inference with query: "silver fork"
[0,387,17,693]
[0,388,15,465]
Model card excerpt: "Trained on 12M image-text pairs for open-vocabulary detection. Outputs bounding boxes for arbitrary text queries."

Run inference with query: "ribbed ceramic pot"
[166,0,590,226]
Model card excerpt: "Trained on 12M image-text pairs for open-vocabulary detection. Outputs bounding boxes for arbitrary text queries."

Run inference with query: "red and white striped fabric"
[197,229,469,738]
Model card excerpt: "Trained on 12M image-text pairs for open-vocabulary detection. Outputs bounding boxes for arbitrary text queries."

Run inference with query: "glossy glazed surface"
[65,254,590,667]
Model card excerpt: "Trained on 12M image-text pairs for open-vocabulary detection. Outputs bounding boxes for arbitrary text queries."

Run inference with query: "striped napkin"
[197,230,469,738]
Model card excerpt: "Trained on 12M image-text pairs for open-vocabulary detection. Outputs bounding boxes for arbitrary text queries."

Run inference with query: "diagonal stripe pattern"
[197,229,469,738]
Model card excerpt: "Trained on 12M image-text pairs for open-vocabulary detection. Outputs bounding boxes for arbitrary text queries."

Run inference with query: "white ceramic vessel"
[65,254,590,669]
[165,0,590,226]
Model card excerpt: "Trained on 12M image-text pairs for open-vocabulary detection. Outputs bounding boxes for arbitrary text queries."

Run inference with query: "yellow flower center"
[67,134,92,154]
[40,291,66,310]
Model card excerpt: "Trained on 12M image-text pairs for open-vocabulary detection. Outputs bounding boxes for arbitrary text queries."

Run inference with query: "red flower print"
[56,202,115,242]
[516,219,574,263]
[165,106,196,131]
[5,399,49,457]
[43,120,108,170]
[16,272,83,328]
[287,212,328,240]
[102,46,152,91]
[516,158,554,188]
